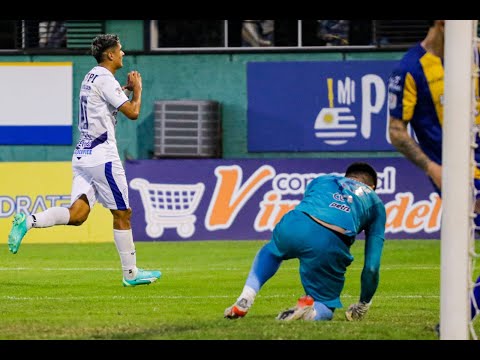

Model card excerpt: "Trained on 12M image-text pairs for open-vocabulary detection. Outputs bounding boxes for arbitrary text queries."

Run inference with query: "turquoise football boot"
[8,213,28,254]
[122,268,162,287]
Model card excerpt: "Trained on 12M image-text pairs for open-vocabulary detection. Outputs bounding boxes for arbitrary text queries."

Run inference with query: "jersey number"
[79,96,89,130]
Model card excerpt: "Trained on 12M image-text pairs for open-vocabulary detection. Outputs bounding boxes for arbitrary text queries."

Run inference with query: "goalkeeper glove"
[345,301,371,321]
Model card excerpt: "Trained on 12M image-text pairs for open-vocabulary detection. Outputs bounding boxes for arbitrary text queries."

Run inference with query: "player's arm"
[119,71,142,120]
[346,204,386,321]
[359,227,384,304]
[389,117,441,189]
[388,69,442,189]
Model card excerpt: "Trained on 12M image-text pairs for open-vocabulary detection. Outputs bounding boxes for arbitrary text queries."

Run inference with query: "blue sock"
[245,243,282,292]
[471,275,480,319]
[313,301,334,321]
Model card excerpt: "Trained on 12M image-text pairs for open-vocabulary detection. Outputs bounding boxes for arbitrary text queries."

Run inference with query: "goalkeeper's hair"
[345,162,378,190]
[91,34,120,64]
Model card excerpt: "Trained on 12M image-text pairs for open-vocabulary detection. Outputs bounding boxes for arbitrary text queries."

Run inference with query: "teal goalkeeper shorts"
[266,209,354,309]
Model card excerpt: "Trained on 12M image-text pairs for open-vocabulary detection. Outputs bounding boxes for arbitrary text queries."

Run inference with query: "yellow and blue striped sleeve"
[388,68,417,122]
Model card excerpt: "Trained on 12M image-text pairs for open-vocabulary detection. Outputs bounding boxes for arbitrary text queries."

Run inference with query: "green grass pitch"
[0,239,476,340]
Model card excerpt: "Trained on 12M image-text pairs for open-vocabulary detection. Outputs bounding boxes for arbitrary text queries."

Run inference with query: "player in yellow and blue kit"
[224,162,386,321]
[388,20,480,323]
[388,20,480,220]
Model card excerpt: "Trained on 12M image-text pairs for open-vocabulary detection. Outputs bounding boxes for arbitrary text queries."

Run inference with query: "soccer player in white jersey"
[7,34,161,287]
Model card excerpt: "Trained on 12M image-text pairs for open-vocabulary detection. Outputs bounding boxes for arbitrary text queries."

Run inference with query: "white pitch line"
[0,268,119,271]
[0,294,439,301]
[0,265,443,271]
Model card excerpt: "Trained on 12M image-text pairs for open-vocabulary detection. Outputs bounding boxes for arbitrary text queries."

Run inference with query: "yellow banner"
[0,162,112,244]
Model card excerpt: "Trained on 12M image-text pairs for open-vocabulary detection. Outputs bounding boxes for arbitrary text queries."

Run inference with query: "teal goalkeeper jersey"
[295,174,386,240]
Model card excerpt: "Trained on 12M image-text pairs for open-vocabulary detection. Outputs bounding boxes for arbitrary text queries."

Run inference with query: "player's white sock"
[113,229,138,280]
[237,285,257,308]
[27,207,70,230]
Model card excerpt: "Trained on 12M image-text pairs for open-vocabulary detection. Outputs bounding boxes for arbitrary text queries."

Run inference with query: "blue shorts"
[266,209,354,309]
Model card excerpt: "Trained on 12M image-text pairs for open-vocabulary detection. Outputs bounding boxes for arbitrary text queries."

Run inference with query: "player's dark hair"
[91,34,120,64]
[427,20,435,27]
[345,162,378,189]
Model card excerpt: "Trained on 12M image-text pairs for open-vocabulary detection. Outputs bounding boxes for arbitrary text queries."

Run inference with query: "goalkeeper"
[224,162,386,322]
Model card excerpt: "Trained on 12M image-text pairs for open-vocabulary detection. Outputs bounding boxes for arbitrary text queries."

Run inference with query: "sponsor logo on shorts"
[73,149,92,155]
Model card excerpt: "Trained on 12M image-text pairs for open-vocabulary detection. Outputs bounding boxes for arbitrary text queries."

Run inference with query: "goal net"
[441,19,479,340]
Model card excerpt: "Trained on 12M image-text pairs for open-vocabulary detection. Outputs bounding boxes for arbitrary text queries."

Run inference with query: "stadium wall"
[0,158,441,243]
[0,162,112,243]
[0,51,403,162]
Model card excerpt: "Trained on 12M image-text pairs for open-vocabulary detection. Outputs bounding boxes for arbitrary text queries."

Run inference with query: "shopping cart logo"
[130,178,205,239]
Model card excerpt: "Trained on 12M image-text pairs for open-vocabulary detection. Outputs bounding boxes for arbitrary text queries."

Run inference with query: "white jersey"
[72,66,129,167]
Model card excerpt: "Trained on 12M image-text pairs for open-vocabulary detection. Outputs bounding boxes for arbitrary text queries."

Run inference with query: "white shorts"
[71,161,130,210]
